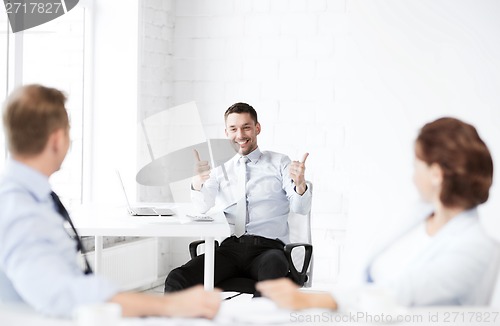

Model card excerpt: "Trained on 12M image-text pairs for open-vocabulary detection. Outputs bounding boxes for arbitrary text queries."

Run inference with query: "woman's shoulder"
[445,209,499,256]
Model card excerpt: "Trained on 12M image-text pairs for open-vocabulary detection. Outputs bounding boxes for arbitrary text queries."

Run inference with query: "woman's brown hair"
[416,117,493,209]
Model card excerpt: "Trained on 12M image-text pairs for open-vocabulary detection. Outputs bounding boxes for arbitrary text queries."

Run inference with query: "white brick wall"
[138,0,500,290]
[140,0,175,120]
[138,0,175,201]
[169,0,347,286]
[138,0,176,278]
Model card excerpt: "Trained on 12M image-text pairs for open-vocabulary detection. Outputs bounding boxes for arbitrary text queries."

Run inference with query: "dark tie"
[51,191,93,275]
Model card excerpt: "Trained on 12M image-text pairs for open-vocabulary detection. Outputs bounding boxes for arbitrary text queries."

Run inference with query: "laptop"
[117,171,175,216]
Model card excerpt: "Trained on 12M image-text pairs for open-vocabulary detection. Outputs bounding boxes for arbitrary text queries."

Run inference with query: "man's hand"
[192,149,211,191]
[290,153,309,195]
[256,278,337,311]
[256,278,313,310]
[163,285,221,319]
[110,286,221,318]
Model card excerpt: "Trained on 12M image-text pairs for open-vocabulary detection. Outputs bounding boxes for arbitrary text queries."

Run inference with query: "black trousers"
[164,235,289,293]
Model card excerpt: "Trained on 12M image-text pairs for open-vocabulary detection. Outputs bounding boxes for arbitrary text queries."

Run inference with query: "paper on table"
[215,297,292,324]
[119,316,213,326]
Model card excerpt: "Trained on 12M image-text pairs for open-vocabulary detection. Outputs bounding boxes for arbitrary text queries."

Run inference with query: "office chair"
[189,182,314,294]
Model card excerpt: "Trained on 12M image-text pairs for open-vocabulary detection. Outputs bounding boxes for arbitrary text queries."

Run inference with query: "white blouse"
[370,222,431,285]
[332,208,500,310]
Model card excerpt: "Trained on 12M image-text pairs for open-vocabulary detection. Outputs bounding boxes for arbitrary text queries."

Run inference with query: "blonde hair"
[3,84,69,156]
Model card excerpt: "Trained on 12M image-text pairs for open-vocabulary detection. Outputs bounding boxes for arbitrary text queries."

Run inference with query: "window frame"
[1,0,94,207]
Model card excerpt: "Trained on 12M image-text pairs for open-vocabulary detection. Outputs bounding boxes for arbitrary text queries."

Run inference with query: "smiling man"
[164,102,312,294]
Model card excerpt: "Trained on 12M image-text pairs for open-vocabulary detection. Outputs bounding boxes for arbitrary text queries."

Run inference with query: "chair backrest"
[287,181,313,287]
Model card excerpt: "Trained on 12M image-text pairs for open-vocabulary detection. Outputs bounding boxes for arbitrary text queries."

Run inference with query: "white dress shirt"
[191,147,312,244]
[0,159,117,317]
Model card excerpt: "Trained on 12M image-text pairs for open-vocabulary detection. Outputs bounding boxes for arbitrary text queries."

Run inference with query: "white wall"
[138,0,176,203]
[342,0,500,281]
[138,0,183,279]
[91,0,139,204]
[163,0,500,286]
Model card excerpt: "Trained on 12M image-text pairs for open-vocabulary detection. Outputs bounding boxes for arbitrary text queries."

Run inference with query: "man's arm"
[0,200,118,317]
[283,154,312,215]
[191,149,218,213]
[257,278,337,310]
[0,196,222,319]
[289,153,309,195]
[110,286,220,318]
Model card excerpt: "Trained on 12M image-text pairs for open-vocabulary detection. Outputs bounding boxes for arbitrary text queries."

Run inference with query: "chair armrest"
[189,240,220,259]
[284,243,313,286]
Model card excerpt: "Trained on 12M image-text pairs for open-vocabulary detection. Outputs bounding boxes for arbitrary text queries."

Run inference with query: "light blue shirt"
[0,159,117,317]
[192,148,312,243]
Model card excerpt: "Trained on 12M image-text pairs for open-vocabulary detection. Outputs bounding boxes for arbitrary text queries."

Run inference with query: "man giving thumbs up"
[165,103,312,294]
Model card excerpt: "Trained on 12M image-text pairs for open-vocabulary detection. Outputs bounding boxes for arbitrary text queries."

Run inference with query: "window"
[1,3,91,208]
[0,9,9,170]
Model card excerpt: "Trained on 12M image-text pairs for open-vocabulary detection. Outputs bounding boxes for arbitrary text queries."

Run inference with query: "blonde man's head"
[3,84,69,157]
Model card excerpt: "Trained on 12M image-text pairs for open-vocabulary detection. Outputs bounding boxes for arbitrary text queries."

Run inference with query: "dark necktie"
[51,191,93,275]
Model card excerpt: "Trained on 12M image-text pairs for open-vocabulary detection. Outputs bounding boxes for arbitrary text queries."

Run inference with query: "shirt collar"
[231,147,263,164]
[451,207,479,221]
[245,147,262,163]
[5,158,52,202]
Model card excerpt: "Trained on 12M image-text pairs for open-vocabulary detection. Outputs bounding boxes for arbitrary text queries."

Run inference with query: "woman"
[257,117,498,310]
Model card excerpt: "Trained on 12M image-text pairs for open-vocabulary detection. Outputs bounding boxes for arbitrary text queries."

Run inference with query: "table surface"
[69,202,229,290]
[70,202,230,238]
[2,297,500,326]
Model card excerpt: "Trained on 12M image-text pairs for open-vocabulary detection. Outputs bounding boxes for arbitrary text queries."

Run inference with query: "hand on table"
[256,278,337,311]
[110,285,222,319]
[163,285,221,319]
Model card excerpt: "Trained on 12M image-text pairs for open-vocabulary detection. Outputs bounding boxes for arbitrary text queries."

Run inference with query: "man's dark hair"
[224,102,258,124]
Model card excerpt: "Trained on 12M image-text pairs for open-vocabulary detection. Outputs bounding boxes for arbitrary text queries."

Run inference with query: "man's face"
[55,127,71,171]
[225,112,261,156]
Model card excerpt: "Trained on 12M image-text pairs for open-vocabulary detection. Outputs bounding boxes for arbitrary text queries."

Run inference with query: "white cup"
[74,303,122,326]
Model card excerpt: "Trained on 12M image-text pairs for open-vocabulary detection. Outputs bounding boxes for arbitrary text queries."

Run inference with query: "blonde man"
[0,85,220,318]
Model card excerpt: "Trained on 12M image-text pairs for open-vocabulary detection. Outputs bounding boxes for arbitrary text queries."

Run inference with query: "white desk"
[2,300,499,326]
[70,203,230,290]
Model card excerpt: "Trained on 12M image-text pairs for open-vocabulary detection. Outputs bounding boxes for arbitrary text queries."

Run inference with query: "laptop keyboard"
[133,207,174,216]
